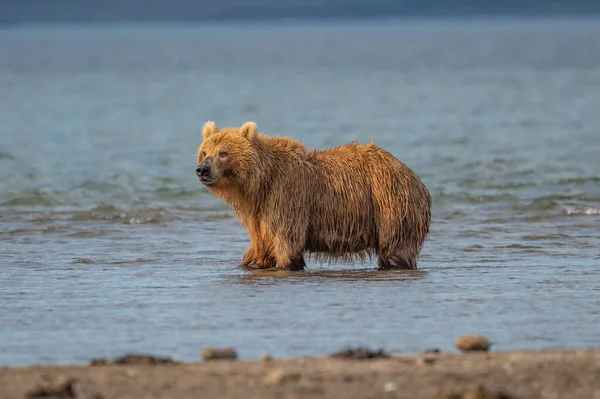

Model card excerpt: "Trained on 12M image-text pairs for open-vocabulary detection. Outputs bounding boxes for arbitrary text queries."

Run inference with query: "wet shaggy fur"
[196,121,431,271]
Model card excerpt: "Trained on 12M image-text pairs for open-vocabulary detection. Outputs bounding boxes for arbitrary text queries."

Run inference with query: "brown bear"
[196,121,431,271]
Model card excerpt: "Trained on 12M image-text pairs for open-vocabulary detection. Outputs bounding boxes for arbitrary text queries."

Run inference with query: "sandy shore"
[1,349,598,399]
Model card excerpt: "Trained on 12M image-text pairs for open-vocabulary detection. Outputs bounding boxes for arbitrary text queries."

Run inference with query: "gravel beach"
[1,349,598,399]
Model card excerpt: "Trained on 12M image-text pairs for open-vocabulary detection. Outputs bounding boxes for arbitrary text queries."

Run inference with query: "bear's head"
[196,121,259,188]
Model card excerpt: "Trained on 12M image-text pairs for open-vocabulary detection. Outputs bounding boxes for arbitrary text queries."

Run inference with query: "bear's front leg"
[240,218,276,269]
[241,247,276,269]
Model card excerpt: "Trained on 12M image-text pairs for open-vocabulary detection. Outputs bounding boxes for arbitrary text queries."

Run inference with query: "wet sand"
[1,349,598,399]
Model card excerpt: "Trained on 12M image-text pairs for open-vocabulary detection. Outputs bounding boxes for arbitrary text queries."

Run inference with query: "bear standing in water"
[196,121,431,271]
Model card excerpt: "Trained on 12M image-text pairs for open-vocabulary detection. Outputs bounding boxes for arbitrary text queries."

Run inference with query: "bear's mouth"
[198,176,217,186]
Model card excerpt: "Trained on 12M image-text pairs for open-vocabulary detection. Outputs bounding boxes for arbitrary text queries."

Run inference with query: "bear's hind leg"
[276,253,306,271]
[376,219,420,270]
[269,206,308,271]
[272,237,306,271]
[377,246,417,270]
[286,256,306,271]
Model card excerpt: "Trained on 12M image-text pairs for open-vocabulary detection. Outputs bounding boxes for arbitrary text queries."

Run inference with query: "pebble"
[329,347,390,359]
[26,377,104,399]
[418,354,438,365]
[434,385,513,399]
[90,354,179,366]
[455,336,492,352]
[201,347,238,361]
[263,368,301,386]
[383,381,398,392]
[123,368,139,378]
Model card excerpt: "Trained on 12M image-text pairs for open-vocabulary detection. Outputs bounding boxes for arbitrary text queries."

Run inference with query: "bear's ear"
[202,121,218,140]
[239,121,257,142]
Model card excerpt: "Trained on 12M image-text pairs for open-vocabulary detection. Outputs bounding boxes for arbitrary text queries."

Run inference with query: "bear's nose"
[196,164,210,178]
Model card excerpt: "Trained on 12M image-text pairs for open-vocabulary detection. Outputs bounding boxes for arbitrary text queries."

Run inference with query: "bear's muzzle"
[196,164,210,179]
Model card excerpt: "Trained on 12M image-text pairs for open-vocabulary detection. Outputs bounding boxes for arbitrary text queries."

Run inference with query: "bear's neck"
[209,181,257,217]
[212,135,306,218]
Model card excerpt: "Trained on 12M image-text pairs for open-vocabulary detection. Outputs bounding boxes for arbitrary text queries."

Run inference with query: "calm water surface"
[1,18,599,366]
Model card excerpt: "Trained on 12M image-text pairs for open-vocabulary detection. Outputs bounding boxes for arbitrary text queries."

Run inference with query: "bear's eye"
[218,151,229,158]
[201,151,206,158]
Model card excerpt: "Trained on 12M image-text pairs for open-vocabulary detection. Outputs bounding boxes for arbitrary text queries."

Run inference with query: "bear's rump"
[297,144,422,256]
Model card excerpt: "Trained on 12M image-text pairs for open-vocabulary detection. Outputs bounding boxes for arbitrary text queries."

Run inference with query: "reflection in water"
[231,267,428,283]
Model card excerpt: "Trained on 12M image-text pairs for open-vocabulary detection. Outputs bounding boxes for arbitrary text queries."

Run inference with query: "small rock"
[463,385,495,399]
[40,374,70,384]
[26,378,77,398]
[434,393,459,399]
[383,381,398,392]
[418,354,437,365]
[330,347,390,360]
[70,380,104,399]
[297,358,307,366]
[201,347,238,361]
[434,385,514,399]
[263,368,301,386]
[502,362,514,375]
[261,353,272,361]
[26,377,104,399]
[424,348,441,354]
[122,368,139,378]
[455,336,491,352]
[89,359,108,366]
[90,354,179,366]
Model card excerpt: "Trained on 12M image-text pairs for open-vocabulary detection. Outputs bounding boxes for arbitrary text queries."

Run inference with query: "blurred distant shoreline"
[2,14,600,31]
[2,1,600,25]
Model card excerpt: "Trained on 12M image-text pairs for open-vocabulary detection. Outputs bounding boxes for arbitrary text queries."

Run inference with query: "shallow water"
[1,17,600,367]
